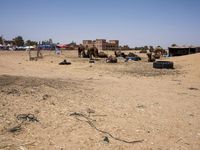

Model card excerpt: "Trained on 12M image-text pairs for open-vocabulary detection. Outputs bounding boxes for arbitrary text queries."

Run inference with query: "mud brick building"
[83,39,119,50]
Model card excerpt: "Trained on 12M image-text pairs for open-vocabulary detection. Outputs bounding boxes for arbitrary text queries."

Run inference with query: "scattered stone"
[137,104,145,109]
[8,124,22,133]
[3,88,21,96]
[189,113,194,117]
[103,136,109,144]
[50,101,55,105]
[5,120,12,125]
[19,146,26,150]
[34,109,40,114]
[189,87,199,91]
[42,94,51,100]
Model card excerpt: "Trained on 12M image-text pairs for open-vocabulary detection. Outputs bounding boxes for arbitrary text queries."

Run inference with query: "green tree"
[26,40,38,46]
[13,36,24,46]
[171,44,177,47]
[0,36,3,44]
[144,46,148,50]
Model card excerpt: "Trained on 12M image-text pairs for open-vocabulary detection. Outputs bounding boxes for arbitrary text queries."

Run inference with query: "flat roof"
[168,46,197,49]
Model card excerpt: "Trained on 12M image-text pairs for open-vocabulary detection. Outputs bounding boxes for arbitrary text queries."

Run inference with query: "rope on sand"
[69,112,144,144]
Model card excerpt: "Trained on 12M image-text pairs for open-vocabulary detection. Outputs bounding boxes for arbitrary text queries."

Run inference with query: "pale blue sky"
[0,0,200,47]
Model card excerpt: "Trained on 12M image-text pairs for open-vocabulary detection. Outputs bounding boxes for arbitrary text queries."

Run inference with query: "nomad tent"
[168,46,200,56]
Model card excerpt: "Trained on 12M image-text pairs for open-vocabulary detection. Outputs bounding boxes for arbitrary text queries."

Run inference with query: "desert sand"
[0,51,200,150]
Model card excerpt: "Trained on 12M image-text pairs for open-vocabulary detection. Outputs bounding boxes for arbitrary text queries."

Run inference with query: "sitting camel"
[98,51,108,58]
[114,50,127,58]
[79,45,108,59]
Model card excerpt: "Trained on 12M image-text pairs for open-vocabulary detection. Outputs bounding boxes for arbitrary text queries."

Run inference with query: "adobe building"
[83,40,94,48]
[83,39,119,50]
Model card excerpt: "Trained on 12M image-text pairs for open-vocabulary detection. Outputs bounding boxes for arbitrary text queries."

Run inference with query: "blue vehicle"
[37,44,55,50]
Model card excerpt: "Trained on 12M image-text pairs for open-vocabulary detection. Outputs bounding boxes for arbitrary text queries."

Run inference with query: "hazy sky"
[0,0,200,47]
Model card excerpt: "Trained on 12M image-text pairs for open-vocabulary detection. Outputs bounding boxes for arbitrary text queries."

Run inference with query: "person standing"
[55,46,61,55]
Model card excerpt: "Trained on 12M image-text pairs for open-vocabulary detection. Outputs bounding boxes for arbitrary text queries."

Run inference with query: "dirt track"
[0,51,200,150]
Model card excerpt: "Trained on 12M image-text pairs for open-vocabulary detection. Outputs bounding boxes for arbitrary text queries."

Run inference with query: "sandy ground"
[0,50,200,150]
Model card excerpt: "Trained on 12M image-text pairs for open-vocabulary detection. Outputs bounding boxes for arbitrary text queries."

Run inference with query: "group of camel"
[28,45,165,63]
[147,49,167,62]
[78,45,142,63]
[78,45,108,59]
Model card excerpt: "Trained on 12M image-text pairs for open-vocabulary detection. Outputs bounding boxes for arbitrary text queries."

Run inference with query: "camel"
[115,51,141,61]
[78,45,108,59]
[88,46,99,60]
[114,50,127,58]
[98,51,108,58]
[147,52,156,62]
[78,45,85,58]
